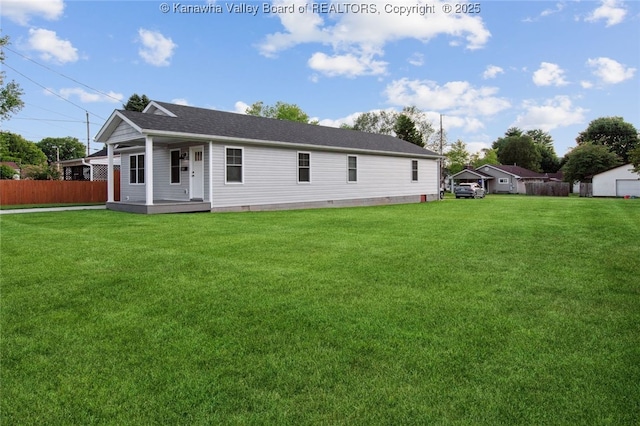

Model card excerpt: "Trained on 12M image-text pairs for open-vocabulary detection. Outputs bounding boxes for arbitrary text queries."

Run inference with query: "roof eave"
[133,129,443,159]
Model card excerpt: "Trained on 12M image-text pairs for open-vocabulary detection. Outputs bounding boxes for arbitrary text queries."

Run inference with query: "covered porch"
[105,135,214,214]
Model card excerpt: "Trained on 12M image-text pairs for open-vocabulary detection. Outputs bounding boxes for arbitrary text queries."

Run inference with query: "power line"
[2,61,95,116]
[12,117,86,123]
[5,46,122,104]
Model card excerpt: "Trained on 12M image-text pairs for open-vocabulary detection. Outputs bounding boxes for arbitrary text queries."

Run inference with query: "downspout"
[81,159,93,181]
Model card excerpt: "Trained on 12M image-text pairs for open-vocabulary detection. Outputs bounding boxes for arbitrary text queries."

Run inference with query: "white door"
[190,146,204,200]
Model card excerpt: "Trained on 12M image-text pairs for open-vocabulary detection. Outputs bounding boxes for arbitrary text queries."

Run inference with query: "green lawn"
[2,196,639,424]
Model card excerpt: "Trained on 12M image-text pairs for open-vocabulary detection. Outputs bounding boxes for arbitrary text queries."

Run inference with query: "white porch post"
[145,135,154,205]
[107,143,114,203]
[209,141,214,209]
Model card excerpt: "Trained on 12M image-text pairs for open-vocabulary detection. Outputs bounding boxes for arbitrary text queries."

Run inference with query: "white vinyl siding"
[209,145,438,209]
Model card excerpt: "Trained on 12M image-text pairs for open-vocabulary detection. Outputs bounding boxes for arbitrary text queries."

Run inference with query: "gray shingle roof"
[490,165,547,178]
[115,101,439,158]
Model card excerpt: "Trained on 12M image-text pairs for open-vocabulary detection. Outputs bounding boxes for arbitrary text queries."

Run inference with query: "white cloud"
[308,51,387,77]
[57,88,123,103]
[27,28,79,64]
[234,101,249,114]
[171,98,190,106]
[384,78,511,117]
[258,0,490,77]
[585,0,626,27]
[541,2,565,17]
[137,29,177,67]
[0,0,64,25]
[587,57,636,84]
[482,65,504,79]
[408,53,425,67]
[513,96,587,131]
[580,80,594,89]
[532,62,569,86]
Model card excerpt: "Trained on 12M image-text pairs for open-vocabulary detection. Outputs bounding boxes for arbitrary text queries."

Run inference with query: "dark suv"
[454,183,485,199]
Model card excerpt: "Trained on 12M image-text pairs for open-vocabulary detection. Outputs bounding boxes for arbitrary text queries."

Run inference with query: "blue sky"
[2,0,638,157]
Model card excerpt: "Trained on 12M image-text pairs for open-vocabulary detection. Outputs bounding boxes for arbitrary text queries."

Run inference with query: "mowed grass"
[1,196,639,424]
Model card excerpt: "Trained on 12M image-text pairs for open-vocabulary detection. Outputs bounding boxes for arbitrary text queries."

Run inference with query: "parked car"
[454,183,485,199]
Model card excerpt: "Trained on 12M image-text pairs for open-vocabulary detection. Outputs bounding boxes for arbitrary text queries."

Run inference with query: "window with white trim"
[498,178,509,184]
[129,154,144,184]
[226,148,243,183]
[412,160,419,181]
[347,155,357,182]
[298,152,310,183]
[170,150,181,184]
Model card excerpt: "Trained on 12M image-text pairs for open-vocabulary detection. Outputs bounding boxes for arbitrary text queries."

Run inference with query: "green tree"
[123,94,151,112]
[628,145,640,174]
[576,116,639,163]
[492,127,522,159]
[497,134,542,171]
[350,110,396,135]
[21,164,61,180]
[0,164,17,179]
[525,129,560,172]
[561,143,621,183]
[471,148,499,168]
[446,139,470,175]
[0,36,25,121]
[246,101,314,123]
[393,114,424,147]
[0,132,47,165]
[349,106,436,149]
[37,137,87,162]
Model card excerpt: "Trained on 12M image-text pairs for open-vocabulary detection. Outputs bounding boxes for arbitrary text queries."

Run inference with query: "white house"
[592,164,640,197]
[95,101,442,214]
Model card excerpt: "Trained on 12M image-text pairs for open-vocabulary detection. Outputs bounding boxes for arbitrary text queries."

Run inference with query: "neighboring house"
[58,148,121,181]
[451,165,548,194]
[95,101,442,214]
[448,167,493,193]
[592,164,640,197]
[0,162,21,179]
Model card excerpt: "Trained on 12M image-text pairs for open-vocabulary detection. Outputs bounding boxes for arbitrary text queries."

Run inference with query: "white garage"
[592,164,640,197]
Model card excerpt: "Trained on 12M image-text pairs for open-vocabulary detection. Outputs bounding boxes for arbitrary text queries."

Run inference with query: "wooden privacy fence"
[525,182,570,197]
[0,171,120,205]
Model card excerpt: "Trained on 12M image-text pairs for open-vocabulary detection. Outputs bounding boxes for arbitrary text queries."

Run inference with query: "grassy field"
[1,196,639,424]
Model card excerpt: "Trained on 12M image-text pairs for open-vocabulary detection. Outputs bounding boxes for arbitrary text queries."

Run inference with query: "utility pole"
[86,111,90,157]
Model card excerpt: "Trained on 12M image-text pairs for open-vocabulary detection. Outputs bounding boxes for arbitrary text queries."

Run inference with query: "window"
[298,152,310,183]
[170,150,181,184]
[226,148,243,183]
[412,160,419,181]
[347,155,357,182]
[498,178,509,184]
[129,154,144,184]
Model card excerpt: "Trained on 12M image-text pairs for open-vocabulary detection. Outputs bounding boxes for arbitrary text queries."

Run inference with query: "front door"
[190,146,204,201]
